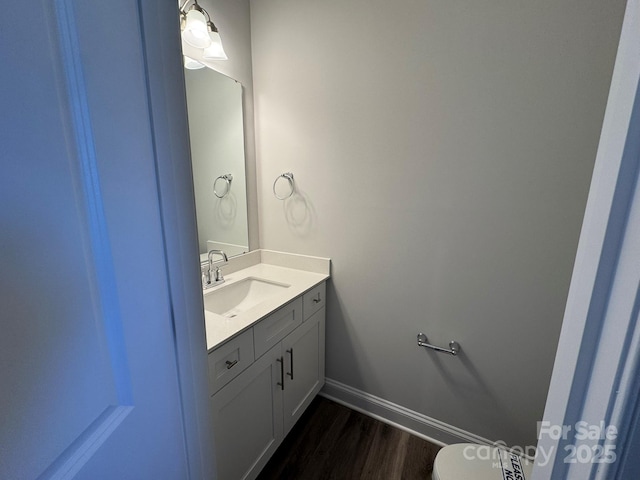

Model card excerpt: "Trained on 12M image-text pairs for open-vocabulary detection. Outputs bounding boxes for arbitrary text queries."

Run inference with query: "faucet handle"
[213,266,224,282]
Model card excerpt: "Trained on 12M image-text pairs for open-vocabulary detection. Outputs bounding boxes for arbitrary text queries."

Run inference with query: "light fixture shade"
[182,9,211,48]
[202,30,228,60]
[184,56,205,70]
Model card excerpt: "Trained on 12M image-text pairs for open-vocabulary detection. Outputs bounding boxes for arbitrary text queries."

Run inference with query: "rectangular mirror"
[184,68,249,258]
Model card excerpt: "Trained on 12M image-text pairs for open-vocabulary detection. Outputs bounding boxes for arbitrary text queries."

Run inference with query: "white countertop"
[204,252,330,351]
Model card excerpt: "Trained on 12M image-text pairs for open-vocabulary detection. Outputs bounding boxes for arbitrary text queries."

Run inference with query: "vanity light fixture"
[179,0,228,62]
[202,25,227,60]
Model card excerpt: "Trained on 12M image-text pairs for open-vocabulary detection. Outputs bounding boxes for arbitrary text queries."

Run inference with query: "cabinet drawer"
[208,328,254,395]
[303,282,325,320]
[254,298,302,359]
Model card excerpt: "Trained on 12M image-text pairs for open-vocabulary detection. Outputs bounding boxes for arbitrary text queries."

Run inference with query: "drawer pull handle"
[286,348,294,379]
[313,293,322,304]
[225,359,238,369]
[276,357,285,390]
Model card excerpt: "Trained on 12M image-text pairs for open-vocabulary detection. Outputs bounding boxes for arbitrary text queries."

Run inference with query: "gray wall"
[249,0,625,446]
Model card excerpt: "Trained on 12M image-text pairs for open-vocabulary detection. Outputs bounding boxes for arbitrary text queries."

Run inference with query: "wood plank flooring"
[257,396,441,480]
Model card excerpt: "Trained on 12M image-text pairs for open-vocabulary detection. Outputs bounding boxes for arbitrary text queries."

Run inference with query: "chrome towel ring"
[214,174,233,198]
[273,172,295,200]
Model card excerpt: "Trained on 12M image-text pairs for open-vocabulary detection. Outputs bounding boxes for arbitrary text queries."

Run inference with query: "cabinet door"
[282,308,326,434]
[211,345,284,480]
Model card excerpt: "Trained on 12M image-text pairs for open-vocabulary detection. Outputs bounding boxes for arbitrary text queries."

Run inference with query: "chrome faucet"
[202,249,228,289]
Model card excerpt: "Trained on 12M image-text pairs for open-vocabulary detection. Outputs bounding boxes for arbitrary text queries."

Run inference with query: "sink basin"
[204,277,290,318]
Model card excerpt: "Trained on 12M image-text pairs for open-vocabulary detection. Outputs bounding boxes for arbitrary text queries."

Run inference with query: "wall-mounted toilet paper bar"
[417,333,460,356]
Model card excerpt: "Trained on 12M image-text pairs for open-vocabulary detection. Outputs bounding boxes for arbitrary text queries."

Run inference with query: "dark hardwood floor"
[257,396,441,480]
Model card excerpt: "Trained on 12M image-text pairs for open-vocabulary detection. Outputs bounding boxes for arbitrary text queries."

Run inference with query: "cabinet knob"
[225,359,238,369]
[312,293,322,304]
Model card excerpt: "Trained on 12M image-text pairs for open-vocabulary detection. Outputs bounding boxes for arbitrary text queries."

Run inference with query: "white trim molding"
[137,1,215,478]
[321,378,494,448]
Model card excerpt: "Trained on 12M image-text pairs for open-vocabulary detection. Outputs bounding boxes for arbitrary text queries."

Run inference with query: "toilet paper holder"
[417,333,460,356]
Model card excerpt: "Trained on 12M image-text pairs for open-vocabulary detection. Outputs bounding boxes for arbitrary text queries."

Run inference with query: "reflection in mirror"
[184,68,249,258]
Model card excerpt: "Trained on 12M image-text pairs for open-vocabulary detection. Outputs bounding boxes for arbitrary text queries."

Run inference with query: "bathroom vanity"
[203,250,329,480]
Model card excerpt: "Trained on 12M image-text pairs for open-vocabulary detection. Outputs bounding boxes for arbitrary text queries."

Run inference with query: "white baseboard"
[320,378,495,448]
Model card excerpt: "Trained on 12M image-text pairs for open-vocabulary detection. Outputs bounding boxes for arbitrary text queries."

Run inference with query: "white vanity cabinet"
[210,282,326,480]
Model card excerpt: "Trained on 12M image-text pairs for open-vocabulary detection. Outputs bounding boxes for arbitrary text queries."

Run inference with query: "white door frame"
[533,1,640,478]
[137,1,215,478]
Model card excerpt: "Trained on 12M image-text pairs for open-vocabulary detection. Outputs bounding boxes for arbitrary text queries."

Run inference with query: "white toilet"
[433,443,534,480]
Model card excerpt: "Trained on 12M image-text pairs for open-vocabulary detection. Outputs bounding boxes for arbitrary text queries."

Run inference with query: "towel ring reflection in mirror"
[273,172,295,200]
[213,174,233,198]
